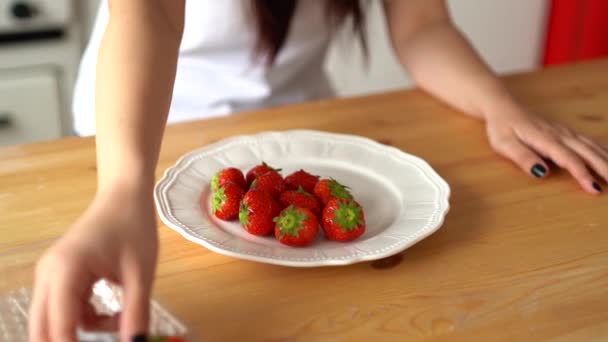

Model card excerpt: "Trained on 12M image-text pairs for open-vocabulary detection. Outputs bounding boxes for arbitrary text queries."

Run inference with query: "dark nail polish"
[132,334,147,342]
[593,182,603,193]
[531,164,547,178]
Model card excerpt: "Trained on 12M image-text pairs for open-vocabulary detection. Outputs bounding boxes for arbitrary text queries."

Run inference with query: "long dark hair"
[251,0,367,65]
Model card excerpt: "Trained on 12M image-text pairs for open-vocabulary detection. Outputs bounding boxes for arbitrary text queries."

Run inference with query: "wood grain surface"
[1,59,607,341]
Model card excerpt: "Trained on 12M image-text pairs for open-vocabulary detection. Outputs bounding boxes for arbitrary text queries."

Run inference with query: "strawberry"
[313,178,353,205]
[210,182,245,221]
[211,167,247,191]
[274,205,319,247]
[285,169,319,194]
[246,162,281,186]
[250,170,286,199]
[321,198,366,242]
[150,337,185,342]
[279,186,321,217]
[239,189,280,236]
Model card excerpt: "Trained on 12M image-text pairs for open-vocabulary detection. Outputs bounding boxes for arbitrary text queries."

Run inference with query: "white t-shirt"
[72,0,335,136]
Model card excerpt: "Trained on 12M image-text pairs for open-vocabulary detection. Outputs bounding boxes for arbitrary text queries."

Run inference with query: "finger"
[48,267,89,342]
[493,137,550,179]
[578,135,608,161]
[29,266,50,342]
[563,137,608,185]
[120,270,151,342]
[542,138,602,194]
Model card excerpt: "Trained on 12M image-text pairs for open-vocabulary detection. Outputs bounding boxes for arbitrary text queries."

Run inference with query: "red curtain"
[543,0,608,65]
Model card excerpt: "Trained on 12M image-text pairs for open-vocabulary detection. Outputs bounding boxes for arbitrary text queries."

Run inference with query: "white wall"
[326,0,550,96]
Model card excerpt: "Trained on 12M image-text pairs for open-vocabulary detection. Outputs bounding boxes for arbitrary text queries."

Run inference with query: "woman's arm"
[29,1,185,341]
[383,0,508,119]
[96,0,184,194]
[384,0,607,194]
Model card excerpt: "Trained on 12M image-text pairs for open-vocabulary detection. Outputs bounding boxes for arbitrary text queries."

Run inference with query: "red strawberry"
[209,182,245,221]
[313,178,353,205]
[250,171,286,199]
[279,186,321,217]
[322,198,366,242]
[239,189,280,236]
[274,206,319,247]
[285,169,319,194]
[211,167,247,191]
[246,162,281,186]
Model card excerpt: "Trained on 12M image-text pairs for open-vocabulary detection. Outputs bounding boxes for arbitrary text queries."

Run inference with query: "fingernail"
[531,164,547,178]
[593,182,603,193]
[132,334,147,342]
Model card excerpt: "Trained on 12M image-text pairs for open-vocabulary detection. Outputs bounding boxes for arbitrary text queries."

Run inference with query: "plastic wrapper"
[0,279,187,342]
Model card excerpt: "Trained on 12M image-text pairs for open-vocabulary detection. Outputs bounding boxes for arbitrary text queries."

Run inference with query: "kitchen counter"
[1,59,607,341]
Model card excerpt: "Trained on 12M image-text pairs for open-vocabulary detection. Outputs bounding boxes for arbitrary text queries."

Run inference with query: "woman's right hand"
[29,187,158,342]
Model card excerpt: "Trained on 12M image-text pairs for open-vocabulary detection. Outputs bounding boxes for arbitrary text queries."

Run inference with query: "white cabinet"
[0,0,83,146]
[0,0,73,33]
[0,68,62,146]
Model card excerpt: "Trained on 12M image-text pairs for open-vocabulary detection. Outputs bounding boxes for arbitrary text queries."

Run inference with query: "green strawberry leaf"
[262,161,282,173]
[333,200,363,231]
[275,205,308,239]
[328,178,353,200]
[210,172,220,191]
[239,201,250,226]
[211,187,227,214]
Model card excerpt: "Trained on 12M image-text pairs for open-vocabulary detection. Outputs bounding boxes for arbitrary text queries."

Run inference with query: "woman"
[30,1,607,341]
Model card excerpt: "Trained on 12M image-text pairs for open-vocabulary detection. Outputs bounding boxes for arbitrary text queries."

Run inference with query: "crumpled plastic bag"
[0,279,187,342]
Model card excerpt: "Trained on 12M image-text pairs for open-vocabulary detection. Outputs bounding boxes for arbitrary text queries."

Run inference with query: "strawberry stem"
[333,200,363,231]
[273,205,307,238]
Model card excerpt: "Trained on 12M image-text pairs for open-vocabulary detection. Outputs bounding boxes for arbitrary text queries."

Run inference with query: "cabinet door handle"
[0,112,13,128]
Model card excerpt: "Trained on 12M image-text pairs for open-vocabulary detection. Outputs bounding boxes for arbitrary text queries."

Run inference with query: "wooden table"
[1,60,607,341]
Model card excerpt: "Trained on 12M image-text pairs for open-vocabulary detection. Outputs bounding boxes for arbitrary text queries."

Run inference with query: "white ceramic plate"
[154,130,450,267]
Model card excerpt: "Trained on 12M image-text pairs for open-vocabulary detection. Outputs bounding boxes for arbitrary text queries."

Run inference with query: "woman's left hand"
[485,107,607,194]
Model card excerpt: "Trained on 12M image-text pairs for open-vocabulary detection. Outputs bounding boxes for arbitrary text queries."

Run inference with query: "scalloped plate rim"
[154,130,450,267]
